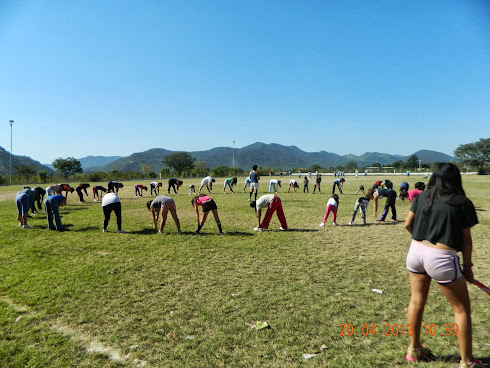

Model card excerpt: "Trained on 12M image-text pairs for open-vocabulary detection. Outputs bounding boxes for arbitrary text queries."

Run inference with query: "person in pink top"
[400,182,426,203]
[135,184,148,197]
[191,194,223,235]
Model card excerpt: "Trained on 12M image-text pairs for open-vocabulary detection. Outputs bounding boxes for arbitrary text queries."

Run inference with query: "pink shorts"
[161,201,176,210]
[406,240,462,284]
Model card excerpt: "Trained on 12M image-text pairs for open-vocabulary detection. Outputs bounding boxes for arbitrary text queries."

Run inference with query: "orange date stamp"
[340,323,459,336]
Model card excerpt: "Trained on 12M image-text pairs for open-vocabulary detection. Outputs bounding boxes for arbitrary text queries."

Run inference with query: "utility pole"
[9,120,14,185]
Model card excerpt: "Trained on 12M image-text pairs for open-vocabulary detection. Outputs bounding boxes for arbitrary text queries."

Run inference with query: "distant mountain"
[0,146,54,176]
[78,155,121,170]
[92,143,455,172]
[0,144,456,177]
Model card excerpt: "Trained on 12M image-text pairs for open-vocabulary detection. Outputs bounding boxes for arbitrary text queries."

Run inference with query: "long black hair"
[422,162,465,216]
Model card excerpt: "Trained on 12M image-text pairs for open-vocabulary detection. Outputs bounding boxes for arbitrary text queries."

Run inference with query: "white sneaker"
[118,229,127,234]
[279,227,286,231]
[333,222,338,226]
[22,225,33,229]
[103,229,108,233]
[253,227,263,232]
[157,230,162,234]
[348,221,354,226]
[319,222,325,227]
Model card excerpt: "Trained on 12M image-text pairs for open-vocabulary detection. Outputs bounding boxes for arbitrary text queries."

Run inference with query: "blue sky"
[1,0,489,164]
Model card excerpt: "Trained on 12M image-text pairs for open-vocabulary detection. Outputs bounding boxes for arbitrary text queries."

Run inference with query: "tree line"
[1,138,488,185]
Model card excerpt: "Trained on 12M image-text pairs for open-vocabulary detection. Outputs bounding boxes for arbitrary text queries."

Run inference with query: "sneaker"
[157,230,162,234]
[348,221,354,225]
[319,222,325,227]
[253,227,263,232]
[22,225,33,229]
[247,198,251,201]
[279,227,286,231]
[177,231,182,235]
[405,345,435,362]
[103,229,108,233]
[219,232,224,235]
[459,358,484,368]
[332,222,338,226]
[117,229,127,234]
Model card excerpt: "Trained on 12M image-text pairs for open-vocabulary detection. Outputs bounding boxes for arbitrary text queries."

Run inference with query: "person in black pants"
[313,174,322,194]
[107,181,124,193]
[101,192,126,233]
[376,188,397,222]
[76,183,90,203]
[168,178,184,195]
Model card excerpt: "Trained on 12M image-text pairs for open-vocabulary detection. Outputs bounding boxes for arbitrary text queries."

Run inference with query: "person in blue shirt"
[44,195,67,231]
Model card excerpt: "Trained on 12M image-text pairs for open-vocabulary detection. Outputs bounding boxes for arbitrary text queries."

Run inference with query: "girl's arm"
[461,228,474,282]
[404,210,415,234]
[194,204,200,223]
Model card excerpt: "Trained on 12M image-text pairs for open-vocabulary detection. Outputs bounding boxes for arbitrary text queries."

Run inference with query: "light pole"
[9,120,14,185]
[232,140,235,173]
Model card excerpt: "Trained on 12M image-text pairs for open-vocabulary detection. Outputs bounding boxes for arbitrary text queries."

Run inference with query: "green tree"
[211,166,229,177]
[52,157,83,180]
[310,164,322,172]
[15,164,37,183]
[406,155,420,169]
[38,169,48,183]
[141,163,150,178]
[162,152,195,176]
[344,161,358,172]
[454,138,490,175]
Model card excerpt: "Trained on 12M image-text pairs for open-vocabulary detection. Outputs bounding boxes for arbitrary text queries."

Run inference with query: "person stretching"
[76,183,90,203]
[332,178,345,194]
[243,177,252,193]
[134,184,148,197]
[191,194,223,235]
[268,179,281,193]
[31,187,46,214]
[93,185,107,201]
[147,196,181,234]
[373,188,397,222]
[403,163,482,368]
[101,192,126,233]
[248,165,260,201]
[313,174,322,194]
[319,194,340,227]
[250,194,288,232]
[199,176,215,194]
[349,188,374,226]
[107,181,124,193]
[44,195,67,231]
[15,188,36,229]
[288,179,299,193]
[223,177,238,193]
[168,178,184,195]
[53,184,75,199]
[150,182,163,196]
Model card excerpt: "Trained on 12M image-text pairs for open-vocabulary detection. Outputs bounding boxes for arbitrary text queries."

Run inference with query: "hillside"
[0,146,53,177]
[92,143,454,172]
[78,155,122,170]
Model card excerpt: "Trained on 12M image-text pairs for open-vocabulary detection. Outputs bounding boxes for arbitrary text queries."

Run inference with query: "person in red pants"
[250,194,288,232]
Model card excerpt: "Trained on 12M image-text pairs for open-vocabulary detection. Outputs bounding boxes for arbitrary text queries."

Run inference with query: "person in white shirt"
[288,179,299,193]
[102,192,126,233]
[268,179,281,193]
[250,194,288,231]
[199,176,215,193]
[319,194,339,227]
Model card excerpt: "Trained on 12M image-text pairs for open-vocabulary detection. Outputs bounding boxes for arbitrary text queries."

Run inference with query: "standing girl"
[191,194,223,235]
[319,194,339,227]
[303,176,309,193]
[313,174,322,194]
[403,163,482,368]
[249,165,260,201]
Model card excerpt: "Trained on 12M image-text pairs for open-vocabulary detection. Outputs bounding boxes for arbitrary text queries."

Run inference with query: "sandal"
[459,358,484,368]
[405,345,435,362]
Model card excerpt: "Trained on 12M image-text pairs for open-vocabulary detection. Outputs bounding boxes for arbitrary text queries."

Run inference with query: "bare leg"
[160,208,168,232]
[169,207,181,232]
[407,272,431,349]
[437,278,472,364]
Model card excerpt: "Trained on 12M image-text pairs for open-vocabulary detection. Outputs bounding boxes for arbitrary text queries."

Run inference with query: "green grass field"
[1,176,489,367]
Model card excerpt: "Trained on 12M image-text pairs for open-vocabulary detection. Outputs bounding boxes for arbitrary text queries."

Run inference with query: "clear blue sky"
[1,0,489,164]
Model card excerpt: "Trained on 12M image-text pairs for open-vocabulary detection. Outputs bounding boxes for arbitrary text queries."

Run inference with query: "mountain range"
[80,143,454,173]
[0,143,455,177]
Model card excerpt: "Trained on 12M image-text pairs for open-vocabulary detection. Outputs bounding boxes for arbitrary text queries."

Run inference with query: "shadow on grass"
[284,228,318,232]
[69,226,100,232]
[429,354,490,365]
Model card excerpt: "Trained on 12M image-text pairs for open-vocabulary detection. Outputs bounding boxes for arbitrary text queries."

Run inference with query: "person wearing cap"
[44,195,67,231]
